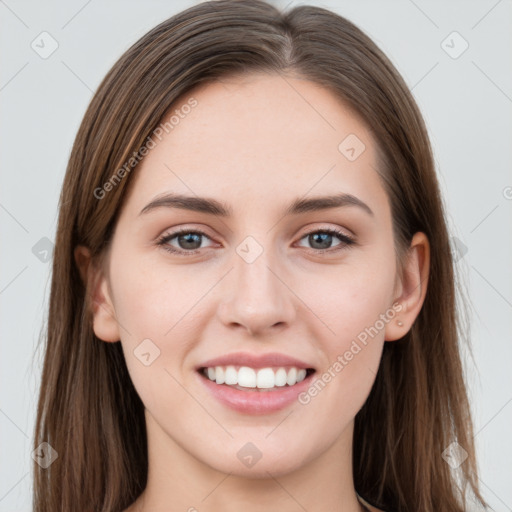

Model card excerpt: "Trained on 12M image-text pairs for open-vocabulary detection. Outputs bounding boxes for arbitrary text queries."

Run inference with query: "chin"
[218,458,304,479]
[202,444,311,479]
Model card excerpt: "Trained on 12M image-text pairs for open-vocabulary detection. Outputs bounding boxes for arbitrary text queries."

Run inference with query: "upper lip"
[197,351,315,370]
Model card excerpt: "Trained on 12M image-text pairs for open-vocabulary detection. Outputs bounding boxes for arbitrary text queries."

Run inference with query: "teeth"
[238,367,256,388]
[202,365,309,389]
[286,367,297,386]
[275,368,288,386]
[224,365,238,385]
[215,366,225,385]
[256,368,274,388]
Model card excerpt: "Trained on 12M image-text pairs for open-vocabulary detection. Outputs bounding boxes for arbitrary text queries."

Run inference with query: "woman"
[33,1,488,511]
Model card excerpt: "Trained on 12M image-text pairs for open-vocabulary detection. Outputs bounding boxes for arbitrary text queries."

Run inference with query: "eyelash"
[155,227,356,257]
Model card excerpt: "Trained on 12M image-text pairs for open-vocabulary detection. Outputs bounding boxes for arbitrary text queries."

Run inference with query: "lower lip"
[197,370,316,415]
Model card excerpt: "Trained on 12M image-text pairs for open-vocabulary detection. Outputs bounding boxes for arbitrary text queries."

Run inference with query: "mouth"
[197,365,317,392]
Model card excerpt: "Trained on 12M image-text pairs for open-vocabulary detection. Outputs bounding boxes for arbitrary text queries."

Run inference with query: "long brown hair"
[33,1,488,510]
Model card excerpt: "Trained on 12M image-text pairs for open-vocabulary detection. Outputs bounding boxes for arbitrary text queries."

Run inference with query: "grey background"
[1,0,511,510]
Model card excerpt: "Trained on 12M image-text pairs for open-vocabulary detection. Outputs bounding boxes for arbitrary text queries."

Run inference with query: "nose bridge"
[218,235,295,334]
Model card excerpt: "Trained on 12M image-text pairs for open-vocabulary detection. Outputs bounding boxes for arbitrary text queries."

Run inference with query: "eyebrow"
[139,192,374,217]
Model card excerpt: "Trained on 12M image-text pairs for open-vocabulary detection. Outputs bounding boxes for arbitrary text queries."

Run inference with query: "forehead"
[125,72,388,217]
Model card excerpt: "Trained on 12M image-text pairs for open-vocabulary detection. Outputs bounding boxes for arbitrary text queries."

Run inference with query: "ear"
[74,245,120,343]
[385,232,430,342]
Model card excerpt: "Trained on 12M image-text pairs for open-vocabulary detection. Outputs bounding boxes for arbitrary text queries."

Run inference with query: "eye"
[296,228,355,253]
[156,226,356,257]
[156,228,214,256]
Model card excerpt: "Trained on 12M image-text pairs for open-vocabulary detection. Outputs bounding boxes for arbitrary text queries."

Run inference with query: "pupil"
[179,233,201,249]
[310,232,332,250]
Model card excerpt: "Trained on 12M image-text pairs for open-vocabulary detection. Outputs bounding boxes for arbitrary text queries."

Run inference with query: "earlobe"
[74,245,120,343]
[385,232,430,342]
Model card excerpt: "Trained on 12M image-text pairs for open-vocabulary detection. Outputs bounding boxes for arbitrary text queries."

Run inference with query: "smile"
[197,365,317,415]
[200,365,315,390]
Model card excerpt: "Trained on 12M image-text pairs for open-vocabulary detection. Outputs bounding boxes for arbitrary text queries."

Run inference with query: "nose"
[217,244,296,336]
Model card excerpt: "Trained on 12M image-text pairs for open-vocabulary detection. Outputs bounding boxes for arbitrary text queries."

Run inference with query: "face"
[91,72,410,478]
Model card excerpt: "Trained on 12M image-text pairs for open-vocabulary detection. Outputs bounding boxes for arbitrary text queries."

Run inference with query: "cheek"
[108,249,213,405]
[297,282,390,439]
[108,253,202,418]
[299,252,395,405]
[109,248,207,338]
[305,254,396,345]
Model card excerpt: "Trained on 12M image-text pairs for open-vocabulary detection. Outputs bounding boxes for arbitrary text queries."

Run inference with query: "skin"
[76,72,429,512]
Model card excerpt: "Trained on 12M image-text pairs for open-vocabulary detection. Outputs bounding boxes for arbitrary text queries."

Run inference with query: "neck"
[129,411,365,512]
